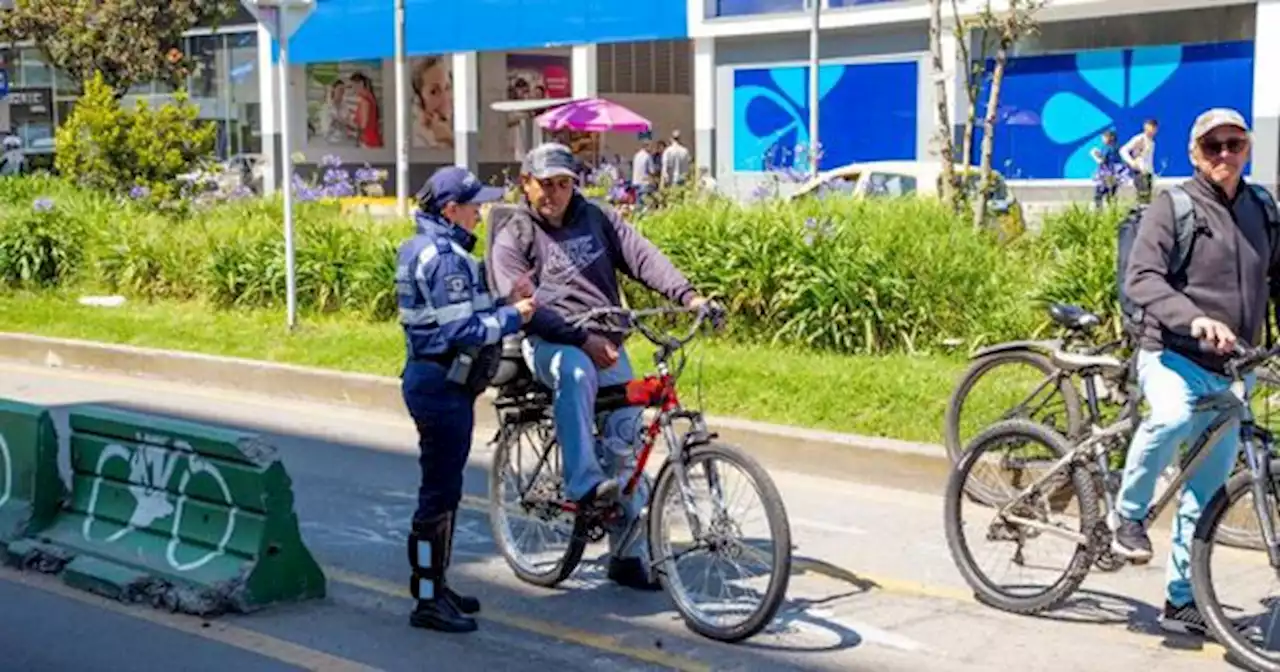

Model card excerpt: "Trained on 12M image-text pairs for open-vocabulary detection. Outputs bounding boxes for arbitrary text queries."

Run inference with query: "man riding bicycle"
[1115,108,1280,635]
[489,142,719,590]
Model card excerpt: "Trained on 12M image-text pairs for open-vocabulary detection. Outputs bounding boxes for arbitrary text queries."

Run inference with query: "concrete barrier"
[0,400,63,544]
[9,405,325,615]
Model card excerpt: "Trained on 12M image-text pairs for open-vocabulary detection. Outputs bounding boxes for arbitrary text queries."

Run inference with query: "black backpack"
[1116,183,1280,335]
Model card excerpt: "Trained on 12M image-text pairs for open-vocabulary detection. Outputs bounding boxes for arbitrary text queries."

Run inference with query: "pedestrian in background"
[395,166,536,634]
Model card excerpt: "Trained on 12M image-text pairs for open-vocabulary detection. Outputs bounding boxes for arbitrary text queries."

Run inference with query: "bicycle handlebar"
[1225,342,1280,380]
[567,303,721,356]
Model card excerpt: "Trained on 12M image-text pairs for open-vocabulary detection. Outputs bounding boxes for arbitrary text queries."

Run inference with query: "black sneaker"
[607,557,662,591]
[1159,600,1208,637]
[1111,517,1154,563]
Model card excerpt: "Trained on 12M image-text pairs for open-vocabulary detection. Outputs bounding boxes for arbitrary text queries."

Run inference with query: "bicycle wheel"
[1191,457,1280,672]
[648,442,792,643]
[1216,371,1280,551]
[944,419,1101,614]
[488,418,587,588]
[944,349,1085,506]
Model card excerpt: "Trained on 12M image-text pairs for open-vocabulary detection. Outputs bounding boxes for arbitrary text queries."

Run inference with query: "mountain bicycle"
[945,302,1280,550]
[484,304,793,643]
[944,342,1280,654]
[943,302,1130,507]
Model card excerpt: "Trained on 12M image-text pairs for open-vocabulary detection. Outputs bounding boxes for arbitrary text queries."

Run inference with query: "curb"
[0,332,953,491]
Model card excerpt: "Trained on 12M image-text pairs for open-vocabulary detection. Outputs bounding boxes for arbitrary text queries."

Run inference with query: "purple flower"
[32,197,53,212]
[323,168,349,185]
[129,185,150,200]
[320,154,343,168]
[353,166,380,183]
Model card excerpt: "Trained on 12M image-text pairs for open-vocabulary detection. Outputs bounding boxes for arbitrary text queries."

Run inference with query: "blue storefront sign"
[732,59,918,171]
[970,40,1255,180]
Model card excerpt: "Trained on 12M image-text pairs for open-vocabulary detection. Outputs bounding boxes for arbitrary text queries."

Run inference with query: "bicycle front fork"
[1242,431,1280,572]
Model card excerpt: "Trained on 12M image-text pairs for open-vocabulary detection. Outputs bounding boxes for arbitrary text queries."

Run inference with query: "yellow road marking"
[324,566,710,672]
[0,564,380,672]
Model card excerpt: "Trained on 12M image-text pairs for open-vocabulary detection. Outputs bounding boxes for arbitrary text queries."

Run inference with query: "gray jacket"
[1124,173,1280,372]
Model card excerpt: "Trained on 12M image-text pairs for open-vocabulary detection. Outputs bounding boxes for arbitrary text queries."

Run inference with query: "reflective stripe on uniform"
[473,291,494,312]
[480,315,502,345]
[413,244,441,307]
[436,301,474,325]
[399,306,437,326]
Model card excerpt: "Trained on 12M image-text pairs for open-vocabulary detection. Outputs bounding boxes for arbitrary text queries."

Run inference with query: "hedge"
[0,175,1130,355]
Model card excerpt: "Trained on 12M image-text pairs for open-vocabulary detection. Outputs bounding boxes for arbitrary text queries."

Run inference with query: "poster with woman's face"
[305,61,385,150]
[411,55,454,151]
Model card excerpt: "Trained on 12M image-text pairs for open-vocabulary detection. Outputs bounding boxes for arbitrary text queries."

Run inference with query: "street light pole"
[808,0,821,178]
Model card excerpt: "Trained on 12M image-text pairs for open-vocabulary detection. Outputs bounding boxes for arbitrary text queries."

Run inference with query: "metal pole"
[278,16,298,330]
[394,0,408,216]
[808,0,821,178]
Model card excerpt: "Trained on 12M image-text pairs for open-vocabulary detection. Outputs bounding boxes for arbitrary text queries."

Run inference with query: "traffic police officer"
[396,166,536,634]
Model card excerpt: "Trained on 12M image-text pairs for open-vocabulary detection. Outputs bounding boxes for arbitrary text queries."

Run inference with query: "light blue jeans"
[521,336,650,562]
[1115,349,1252,606]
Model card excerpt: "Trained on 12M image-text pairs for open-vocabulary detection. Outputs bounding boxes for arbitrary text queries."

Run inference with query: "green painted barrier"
[25,406,325,615]
[0,400,63,544]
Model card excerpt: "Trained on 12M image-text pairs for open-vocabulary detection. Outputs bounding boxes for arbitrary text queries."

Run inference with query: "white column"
[693,38,716,176]
[394,0,409,215]
[1253,0,1280,191]
[452,51,479,172]
[572,44,598,99]
[257,24,278,194]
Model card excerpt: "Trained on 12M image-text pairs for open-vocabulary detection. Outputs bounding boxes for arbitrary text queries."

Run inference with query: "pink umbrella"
[535,98,652,133]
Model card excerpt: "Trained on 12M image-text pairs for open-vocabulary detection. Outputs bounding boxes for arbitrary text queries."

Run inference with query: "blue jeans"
[521,336,650,561]
[1115,349,1251,606]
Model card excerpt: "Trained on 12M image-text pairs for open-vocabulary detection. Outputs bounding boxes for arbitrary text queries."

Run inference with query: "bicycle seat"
[1050,349,1127,375]
[1048,303,1101,332]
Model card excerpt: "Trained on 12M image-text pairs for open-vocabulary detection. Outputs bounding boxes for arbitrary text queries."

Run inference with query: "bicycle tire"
[488,421,587,588]
[1191,457,1280,672]
[1212,372,1280,551]
[944,419,1100,614]
[649,442,792,643]
[944,349,1085,505]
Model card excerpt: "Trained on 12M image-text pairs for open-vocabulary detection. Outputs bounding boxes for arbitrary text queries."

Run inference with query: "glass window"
[227,31,261,156]
[19,48,52,88]
[865,172,917,197]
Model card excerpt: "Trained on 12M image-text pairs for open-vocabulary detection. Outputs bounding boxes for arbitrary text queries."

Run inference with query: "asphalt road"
[0,360,1259,671]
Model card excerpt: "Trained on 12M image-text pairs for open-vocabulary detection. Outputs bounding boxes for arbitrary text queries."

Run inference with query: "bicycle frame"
[993,354,1280,566]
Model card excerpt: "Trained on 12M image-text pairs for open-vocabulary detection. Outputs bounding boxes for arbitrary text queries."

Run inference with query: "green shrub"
[0,175,1135,356]
[0,196,87,288]
[54,72,217,204]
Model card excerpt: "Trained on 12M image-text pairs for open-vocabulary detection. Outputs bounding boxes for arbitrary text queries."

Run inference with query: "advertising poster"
[505,54,572,160]
[410,55,454,150]
[305,60,385,149]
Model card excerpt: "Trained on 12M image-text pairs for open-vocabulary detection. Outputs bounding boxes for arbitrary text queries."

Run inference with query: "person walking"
[396,166,536,633]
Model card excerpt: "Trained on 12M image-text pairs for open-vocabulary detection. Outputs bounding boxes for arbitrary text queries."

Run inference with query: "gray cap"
[521,142,578,179]
[1190,107,1250,145]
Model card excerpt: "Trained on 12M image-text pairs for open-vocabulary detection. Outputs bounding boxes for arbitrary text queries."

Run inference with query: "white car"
[787,159,1022,219]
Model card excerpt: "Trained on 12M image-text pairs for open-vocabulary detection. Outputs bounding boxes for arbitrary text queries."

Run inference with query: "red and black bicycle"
[485,304,793,643]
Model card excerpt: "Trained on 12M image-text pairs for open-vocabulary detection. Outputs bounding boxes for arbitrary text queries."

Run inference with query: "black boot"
[442,511,480,614]
[407,514,477,633]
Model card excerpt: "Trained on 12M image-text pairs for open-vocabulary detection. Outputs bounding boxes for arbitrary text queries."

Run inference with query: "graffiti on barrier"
[82,432,237,572]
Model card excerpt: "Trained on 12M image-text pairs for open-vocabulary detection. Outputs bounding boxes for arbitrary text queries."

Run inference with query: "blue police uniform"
[397,167,522,634]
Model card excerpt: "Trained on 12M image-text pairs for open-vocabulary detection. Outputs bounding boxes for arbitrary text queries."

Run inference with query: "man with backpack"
[1112,108,1280,635]
[487,142,721,590]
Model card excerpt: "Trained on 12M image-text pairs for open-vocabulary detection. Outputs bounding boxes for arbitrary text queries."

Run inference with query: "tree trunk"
[974,37,1009,229]
[929,0,955,208]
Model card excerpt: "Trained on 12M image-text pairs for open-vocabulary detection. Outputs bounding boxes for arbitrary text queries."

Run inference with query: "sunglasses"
[1200,137,1248,155]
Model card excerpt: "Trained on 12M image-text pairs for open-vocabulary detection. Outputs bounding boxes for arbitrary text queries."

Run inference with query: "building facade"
[694,0,1280,202]
[1,0,1275,203]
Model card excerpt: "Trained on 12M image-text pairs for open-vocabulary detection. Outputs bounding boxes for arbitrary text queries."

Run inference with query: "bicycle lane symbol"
[82,437,239,572]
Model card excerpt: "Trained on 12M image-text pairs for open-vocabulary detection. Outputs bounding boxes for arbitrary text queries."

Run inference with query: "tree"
[972,0,1047,229]
[0,0,238,94]
[951,0,998,214]
[928,0,956,208]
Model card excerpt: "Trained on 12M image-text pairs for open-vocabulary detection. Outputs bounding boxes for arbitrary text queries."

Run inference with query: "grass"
[0,292,990,445]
